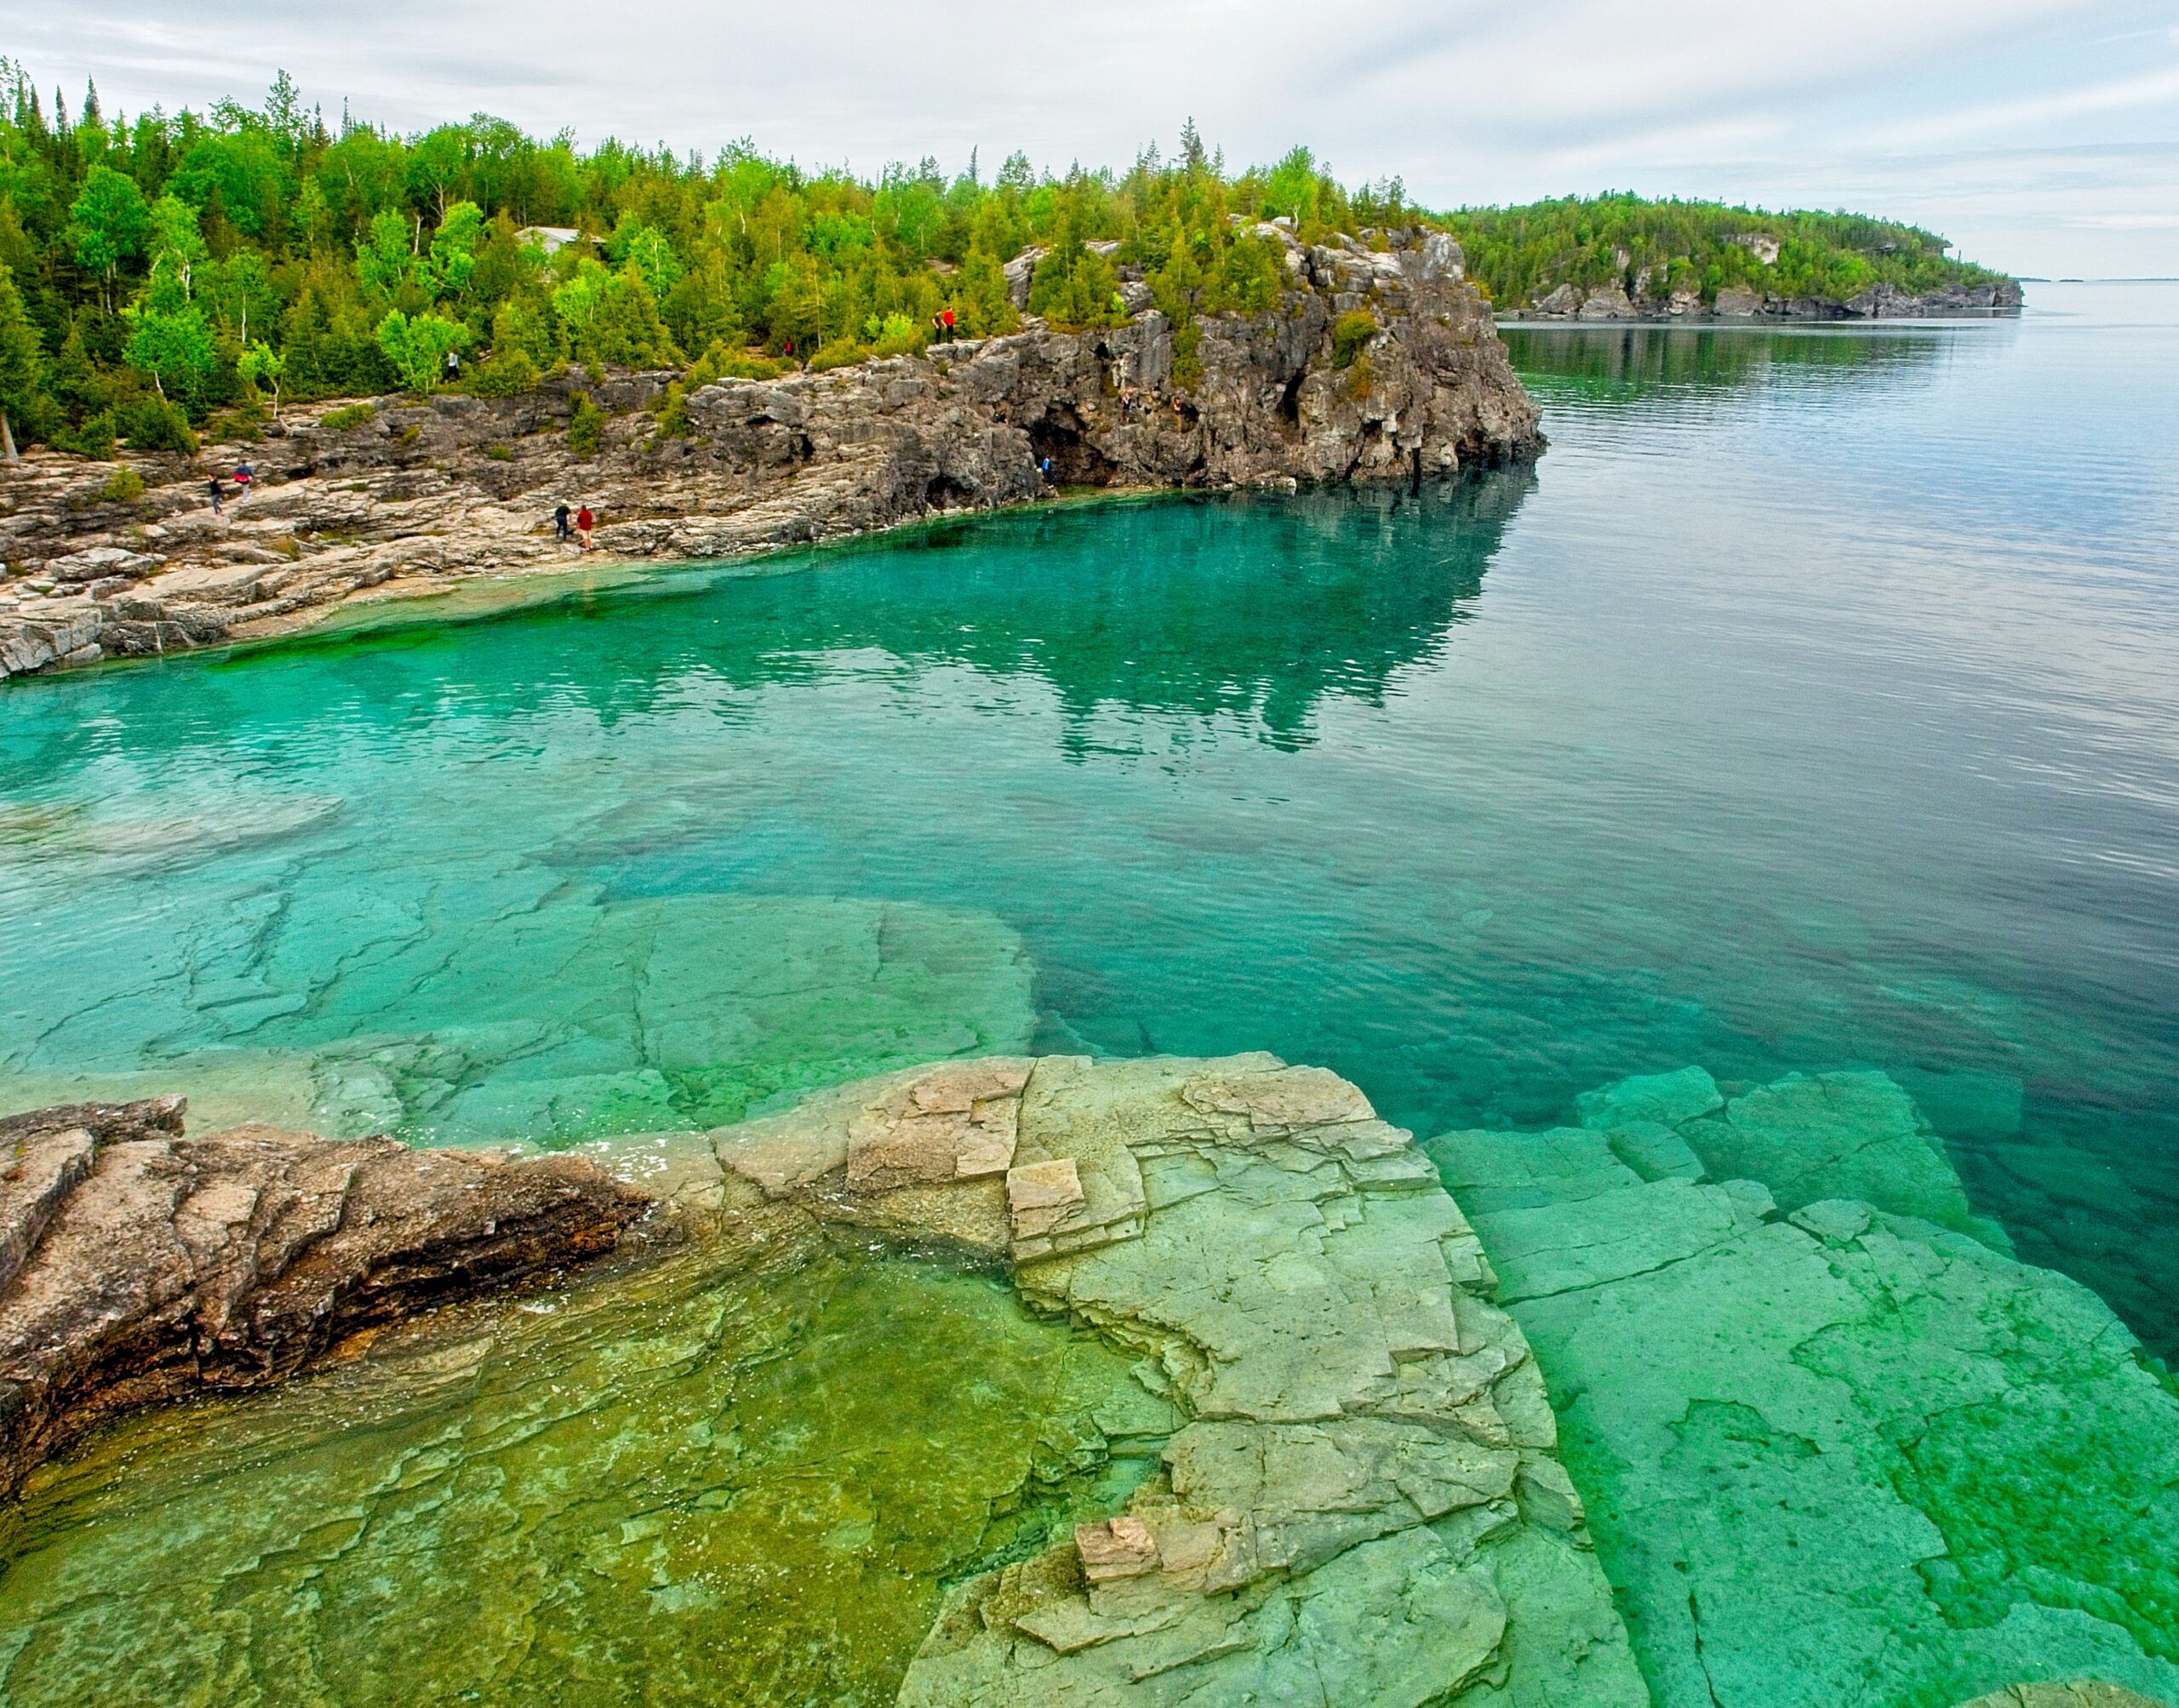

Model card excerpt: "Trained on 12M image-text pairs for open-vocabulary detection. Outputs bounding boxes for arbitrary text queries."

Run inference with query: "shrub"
[322,403,377,431]
[687,340,783,386]
[471,347,540,397]
[55,411,118,460]
[483,443,514,461]
[98,467,146,503]
[121,397,198,454]
[1346,351,1373,401]
[655,381,692,439]
[808,340,869,373]
[568,392,604,457]
[1332,311,1378,369]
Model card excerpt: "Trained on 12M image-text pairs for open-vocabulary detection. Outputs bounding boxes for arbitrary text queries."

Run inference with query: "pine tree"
[0,260,45,459]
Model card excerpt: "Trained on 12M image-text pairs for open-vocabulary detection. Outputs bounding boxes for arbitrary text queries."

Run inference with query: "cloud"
[3,0,2175,275]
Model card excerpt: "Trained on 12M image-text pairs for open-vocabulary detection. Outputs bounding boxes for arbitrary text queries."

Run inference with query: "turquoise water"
[3,283,2175,1354]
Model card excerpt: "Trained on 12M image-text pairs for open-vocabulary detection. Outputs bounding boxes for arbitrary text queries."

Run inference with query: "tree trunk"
[1,410,16,463]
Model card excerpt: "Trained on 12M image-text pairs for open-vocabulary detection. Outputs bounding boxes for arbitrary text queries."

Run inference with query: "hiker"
[553,502,572,542]
[1039,456,1055,488]
[207,475,225,515]
[940,306,957,343]
[930,311,945,345]
[575,504,595,551]
[233,461,255,502]
[445,347,461,381]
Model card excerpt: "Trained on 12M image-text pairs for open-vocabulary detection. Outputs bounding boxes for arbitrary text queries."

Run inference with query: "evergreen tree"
[0,260,45,458]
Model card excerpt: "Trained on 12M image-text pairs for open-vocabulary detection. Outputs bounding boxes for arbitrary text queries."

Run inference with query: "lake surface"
[3,283,2176,1366]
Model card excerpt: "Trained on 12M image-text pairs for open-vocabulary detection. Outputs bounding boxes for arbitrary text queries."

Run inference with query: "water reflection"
[1503,321,1966,403]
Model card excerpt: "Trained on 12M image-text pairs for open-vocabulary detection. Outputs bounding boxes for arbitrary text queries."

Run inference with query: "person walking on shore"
[575,505,594,551]
[233,461,254,503]
[553,502,572,543]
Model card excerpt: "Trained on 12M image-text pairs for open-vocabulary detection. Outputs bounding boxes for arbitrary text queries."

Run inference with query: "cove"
[1,283,2177,1701]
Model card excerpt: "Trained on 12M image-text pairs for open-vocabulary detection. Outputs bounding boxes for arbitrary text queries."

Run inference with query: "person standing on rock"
[233,461,254,503]
[575,505,594,551]
[941,306,956,343]
[207,474,225,516]
[553,502,572,544]
[446,348,461,383]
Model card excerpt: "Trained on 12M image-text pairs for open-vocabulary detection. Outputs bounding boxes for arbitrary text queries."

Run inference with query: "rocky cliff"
[0,1094,647,1499]
[0,226,1538,682]
[1517,277,2023,323]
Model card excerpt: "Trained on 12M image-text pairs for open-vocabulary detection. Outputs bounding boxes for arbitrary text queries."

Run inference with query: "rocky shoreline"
[1,1056,2172,1707]
[0,226,1538,683]
[0,1094,645,1501]
[1507,277,2023,323]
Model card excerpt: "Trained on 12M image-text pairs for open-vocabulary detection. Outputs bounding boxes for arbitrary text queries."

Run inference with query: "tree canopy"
[1437,193,2006,309]
[0,62,2010,454]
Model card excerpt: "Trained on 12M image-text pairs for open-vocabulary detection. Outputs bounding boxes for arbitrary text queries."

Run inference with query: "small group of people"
[929,306,959,344]
[206,460,255,515]
[552,502,596,550]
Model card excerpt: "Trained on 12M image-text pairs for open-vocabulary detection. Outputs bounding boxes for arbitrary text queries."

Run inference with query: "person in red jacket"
[575,505,594,551]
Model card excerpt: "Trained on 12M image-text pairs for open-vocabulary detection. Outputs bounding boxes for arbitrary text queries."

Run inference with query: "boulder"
[45,546,161,584]
[0,1094,648,1500]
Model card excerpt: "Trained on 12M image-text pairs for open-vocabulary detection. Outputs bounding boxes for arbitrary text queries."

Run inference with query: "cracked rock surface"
[643,1051,1645,1708]
[1427,1068,2179,1708]
[0,1094,647,1501]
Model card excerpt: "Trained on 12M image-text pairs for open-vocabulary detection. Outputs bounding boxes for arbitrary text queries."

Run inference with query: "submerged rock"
[642,1053,1648,1707]
[0,1094,647,1500]
[1427,1068,2179,1708]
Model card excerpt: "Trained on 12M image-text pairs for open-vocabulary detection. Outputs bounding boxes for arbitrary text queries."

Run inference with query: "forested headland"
[0,64,2014,460]
[1437,193,2013,311]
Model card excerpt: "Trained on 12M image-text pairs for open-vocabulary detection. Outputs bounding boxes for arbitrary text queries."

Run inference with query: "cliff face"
[0,226,1539,682]
[1518,277,2023,322]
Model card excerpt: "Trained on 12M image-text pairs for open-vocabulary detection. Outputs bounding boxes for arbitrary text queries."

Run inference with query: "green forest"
[1438,193,2009,309]
[0,65,2010,459]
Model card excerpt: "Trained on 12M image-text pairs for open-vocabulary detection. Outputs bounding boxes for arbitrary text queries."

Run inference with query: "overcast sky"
[8,0,2176,277]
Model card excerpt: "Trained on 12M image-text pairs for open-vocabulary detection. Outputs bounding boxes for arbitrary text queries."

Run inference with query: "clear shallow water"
[3,284,2176,1358]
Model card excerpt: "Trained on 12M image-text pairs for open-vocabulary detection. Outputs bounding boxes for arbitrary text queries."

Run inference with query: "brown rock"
[0,1096,647,1500]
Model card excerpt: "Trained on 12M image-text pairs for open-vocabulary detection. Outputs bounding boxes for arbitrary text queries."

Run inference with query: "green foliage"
[808,340,869,372]
[236,340,284,416]
[470,346,540,396]
[375,308,468,394]
[1330,311,1377,369]
[0,260,47,448]
[120,394,197,453]
[1437,193,2006,309]
[688,340,781,384]
[321,402,377,430]
[97,466,146,502]
[0,68,2015,453]
[123,300,214,400]
[65,164,151,298]
[654,380,692,437]
[567,391,603,455]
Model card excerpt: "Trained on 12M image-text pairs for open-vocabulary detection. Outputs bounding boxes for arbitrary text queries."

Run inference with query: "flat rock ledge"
[631,1052,1647,1708]
[2,226,1538,682]
[0,1094,648,1500]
